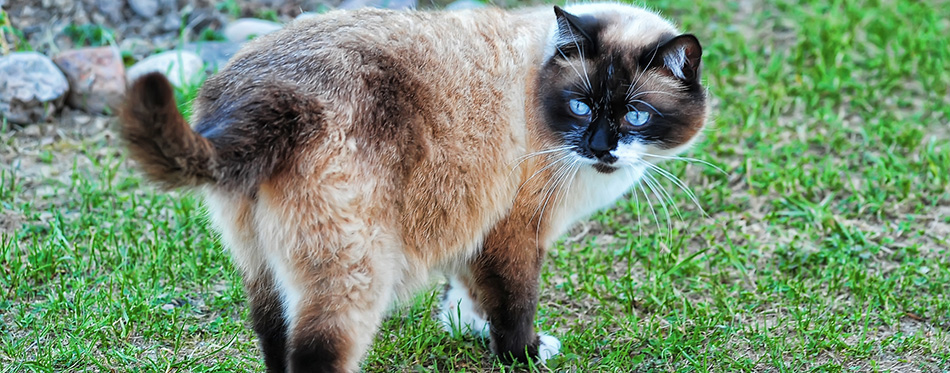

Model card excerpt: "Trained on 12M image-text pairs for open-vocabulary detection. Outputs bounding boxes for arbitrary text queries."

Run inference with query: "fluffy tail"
[120,72,216,189]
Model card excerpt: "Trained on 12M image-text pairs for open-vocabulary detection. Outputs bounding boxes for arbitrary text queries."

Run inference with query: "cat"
[119,2,706,372]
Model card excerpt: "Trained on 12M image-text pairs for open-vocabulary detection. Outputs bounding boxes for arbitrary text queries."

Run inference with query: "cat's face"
[538,4,707,174]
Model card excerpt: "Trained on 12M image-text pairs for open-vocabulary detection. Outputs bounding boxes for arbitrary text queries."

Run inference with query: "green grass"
[2,0,949,371]
[62,24,117,48]
[0,9,32,53]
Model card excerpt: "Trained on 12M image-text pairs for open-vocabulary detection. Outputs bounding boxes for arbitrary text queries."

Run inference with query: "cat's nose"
[588,124,617,164]
[593,150,618,164]
[589,142,617,164]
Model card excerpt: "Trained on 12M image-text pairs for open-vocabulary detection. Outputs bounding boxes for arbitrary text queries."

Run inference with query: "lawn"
[2,0,949,371]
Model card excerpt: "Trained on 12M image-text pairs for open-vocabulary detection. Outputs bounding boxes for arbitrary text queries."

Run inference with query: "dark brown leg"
[246,272,289,373]
[288,321,349,373]
[469,231,545,363]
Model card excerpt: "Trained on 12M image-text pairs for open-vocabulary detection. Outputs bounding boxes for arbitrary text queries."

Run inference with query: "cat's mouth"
[572,148,621,174]
[592,163,618,174]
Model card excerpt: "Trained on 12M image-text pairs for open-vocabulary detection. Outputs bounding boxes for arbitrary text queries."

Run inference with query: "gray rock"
[128,0,159,18]
[126,50,204,87]
[161,11,182,32]
[338,0,417,10]
[223,18,283,42]
[183,41,243,74]
[95,0,124,23]
[0,52,69,125]
[118,36,157,61]
[53,46,126,114]
[185,7,226,34]
[445,0,486,11]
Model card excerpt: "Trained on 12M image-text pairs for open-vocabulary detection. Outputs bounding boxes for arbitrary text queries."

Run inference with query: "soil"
[4,0,335,58]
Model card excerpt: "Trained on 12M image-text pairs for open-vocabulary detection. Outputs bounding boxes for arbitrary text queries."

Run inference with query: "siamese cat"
[120,2,707,372]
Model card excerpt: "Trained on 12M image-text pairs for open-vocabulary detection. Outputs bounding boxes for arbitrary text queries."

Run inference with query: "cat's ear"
[643,34,703,85]
[552,6,597,57]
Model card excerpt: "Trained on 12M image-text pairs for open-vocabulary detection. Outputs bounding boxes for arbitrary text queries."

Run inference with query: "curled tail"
[121,72,325,193]
[120,72,216,189]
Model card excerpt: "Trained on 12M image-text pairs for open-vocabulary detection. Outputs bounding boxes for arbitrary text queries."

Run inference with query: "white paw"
[537,333,561,362]
[439,278,490,338]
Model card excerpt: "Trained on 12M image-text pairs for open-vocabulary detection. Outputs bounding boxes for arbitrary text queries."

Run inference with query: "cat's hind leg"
[204,191,290,372]
[265,240,399,373]
[254,175,404,372]
[246,271,290,373]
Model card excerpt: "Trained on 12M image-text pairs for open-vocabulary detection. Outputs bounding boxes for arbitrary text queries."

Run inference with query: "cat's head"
[538,3,707,174]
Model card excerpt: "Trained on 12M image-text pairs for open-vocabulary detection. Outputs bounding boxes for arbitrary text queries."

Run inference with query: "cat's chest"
[573,166,643,216]
[548,164,645,237]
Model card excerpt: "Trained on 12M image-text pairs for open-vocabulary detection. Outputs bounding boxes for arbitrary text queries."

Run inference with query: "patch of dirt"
[3,0,335,57]
[927,206,950,245]
[1,109,115,200]
[0,210,25,234]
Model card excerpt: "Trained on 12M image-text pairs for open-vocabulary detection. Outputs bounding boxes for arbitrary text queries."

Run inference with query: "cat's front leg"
[465,226,561,364]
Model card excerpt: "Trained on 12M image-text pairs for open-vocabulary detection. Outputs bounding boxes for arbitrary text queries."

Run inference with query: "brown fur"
[120,72,216,189]
[120,4,707,372]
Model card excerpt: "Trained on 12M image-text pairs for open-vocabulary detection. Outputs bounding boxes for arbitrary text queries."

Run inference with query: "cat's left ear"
[644,34,703,85]
[552,6,598,57]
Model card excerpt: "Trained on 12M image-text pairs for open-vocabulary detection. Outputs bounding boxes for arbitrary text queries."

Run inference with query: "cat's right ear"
[552,6,598,58]
[642,34,703,86]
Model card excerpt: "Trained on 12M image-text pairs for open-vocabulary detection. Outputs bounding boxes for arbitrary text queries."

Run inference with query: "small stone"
[445,0,486,11]
[183,41,244,74]
[118,37,157,61]
[185,8,226,34]
[161,12,182,32]
[128,0,159,18]
[53,46,126,114]
[95,0,124,23]
[126,50,204,87]
[338,0,417,10]
[223,18,283,42]
[0,52,69,125]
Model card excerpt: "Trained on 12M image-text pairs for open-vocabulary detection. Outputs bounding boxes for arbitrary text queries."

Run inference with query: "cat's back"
[205,8,534,96]
[190,7,547,152]
[189,7,551,266]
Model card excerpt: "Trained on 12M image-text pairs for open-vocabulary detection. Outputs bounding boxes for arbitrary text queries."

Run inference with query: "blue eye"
[568,99,591,116]
[624,110,650,127]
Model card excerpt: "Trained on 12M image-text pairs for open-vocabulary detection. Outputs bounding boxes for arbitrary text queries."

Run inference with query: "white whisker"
[533,157,575,233]
[519,152,575,197]
[641,153,727,176]
[555,46,591,94]
[626,44,662,99]
[623,167,645,240]
[531,159,567,221]
[627,90,677,100]
[509,146,573,172]
[627,100,664,117]
[539,159,580,236]
[558,23,593,93]
[636,182,662,238]
[646,163,708,218]
[644,171,679,219]
[641,172,674,243]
